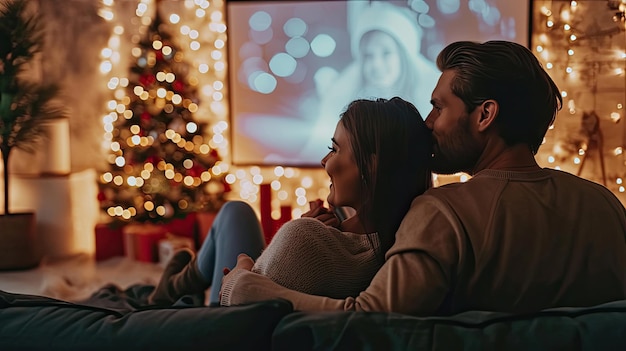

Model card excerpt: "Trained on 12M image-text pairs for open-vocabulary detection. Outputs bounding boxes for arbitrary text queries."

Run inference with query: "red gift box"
[123,223,168,263]
[95,223,125,261]
[162,212,198,241]
[158,235,195,267]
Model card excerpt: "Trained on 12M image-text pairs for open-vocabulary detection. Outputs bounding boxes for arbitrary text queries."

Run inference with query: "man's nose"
[424,112,435,130]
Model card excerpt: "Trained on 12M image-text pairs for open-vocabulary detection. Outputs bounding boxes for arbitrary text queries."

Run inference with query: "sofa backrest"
[272,300,626,351]
[0,289,293,351]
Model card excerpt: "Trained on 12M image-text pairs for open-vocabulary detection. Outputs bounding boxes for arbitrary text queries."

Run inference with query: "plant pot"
[0,212,41,270]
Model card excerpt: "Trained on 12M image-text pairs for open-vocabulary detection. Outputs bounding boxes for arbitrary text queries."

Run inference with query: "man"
[220,40,626,316]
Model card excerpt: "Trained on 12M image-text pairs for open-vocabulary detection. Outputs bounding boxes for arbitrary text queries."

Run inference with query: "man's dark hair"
[436,40,563,154]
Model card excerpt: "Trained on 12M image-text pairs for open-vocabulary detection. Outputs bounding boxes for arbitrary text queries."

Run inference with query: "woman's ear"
[477,99,499,132]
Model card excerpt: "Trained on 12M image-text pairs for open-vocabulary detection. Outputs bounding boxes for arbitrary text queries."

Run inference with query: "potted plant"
[0,0,66,269]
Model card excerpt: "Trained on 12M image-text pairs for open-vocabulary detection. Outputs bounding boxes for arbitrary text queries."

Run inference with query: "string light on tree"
[97,0,230,223]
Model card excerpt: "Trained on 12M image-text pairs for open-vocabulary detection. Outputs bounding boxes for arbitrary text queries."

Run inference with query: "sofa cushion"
[0,289,293,351]
[272,300,626,351]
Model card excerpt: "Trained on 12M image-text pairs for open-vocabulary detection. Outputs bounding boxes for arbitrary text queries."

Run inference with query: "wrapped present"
[95,223,125,261]
[162,212,198,241]
[123,223,168,263]
[158,234,195,268]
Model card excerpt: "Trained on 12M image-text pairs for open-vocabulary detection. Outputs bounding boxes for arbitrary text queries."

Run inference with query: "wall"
[533,0,626,204]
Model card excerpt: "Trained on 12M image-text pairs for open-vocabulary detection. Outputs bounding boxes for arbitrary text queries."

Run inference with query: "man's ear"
[477,99,499,132]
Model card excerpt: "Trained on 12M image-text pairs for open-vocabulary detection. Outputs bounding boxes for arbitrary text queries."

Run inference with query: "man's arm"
[220,196,460,315]
[221,250,449,315]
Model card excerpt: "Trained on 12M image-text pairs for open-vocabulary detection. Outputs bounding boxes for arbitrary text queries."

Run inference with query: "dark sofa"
[2,285,626,350]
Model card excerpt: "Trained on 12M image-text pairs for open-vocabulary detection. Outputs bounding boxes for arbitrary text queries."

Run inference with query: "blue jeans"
[195,201,265,304]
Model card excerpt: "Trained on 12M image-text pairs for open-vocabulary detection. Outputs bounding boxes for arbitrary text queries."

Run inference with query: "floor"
[0,254,164,302]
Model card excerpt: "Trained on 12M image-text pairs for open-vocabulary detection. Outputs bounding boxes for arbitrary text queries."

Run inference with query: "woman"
[149,97,433,305]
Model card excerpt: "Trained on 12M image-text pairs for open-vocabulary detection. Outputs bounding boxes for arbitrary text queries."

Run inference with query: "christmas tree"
[98,5,227,224]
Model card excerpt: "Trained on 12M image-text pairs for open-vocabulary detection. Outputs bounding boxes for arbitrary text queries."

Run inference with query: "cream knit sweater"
[251,217,381,299]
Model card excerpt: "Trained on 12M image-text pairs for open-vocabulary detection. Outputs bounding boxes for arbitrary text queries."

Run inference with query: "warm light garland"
[533,0,626,202]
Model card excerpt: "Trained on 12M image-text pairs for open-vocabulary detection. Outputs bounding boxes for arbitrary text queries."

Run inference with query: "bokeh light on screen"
[239,41,262,60]
[418,14,436,27]
[313,67,338,89]
[410,0,430,13]
[269,53,297,77]
[436,0,460,14]
[284,17,307,37]
[249,11,272,31]
[249,71,277,94]
[285,37,310,58]
[240,56,266,80]
[310,34,336,58]
[283,61,307,84]
[250,27,273,45]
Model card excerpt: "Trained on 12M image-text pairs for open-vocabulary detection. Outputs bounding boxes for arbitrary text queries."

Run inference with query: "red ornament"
[188,165,205,177]
[146,155,161,164]
[139,74,156,87]
[155,50,164,61]
[141,112,152,123]
[97,190,107,202]
[172,80,185,92]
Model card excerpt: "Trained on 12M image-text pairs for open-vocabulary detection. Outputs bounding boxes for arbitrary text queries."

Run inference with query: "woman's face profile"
[360,31,402,89]
[321,121,362,209]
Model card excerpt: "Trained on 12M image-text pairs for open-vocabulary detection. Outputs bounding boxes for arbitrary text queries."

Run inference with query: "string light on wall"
[608,0,626,24]
[533,0,626,201]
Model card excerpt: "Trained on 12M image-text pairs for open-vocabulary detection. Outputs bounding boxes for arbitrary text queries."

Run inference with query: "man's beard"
[431,114,483,175]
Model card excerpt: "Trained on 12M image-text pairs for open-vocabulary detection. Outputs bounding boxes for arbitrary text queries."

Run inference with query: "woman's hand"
[301,199,341,228]
[301,198,324,218]
[220,253,254,302]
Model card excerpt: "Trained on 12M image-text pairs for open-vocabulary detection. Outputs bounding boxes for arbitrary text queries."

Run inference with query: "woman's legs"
[196,201,265,304]
[149,201,266,305]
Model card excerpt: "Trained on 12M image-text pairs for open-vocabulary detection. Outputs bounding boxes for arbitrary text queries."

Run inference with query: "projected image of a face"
[227,0,529,167]
[360,31,404,90]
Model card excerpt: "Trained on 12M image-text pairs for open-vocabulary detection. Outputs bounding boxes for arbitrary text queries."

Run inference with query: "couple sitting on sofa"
[149,40,626,316]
